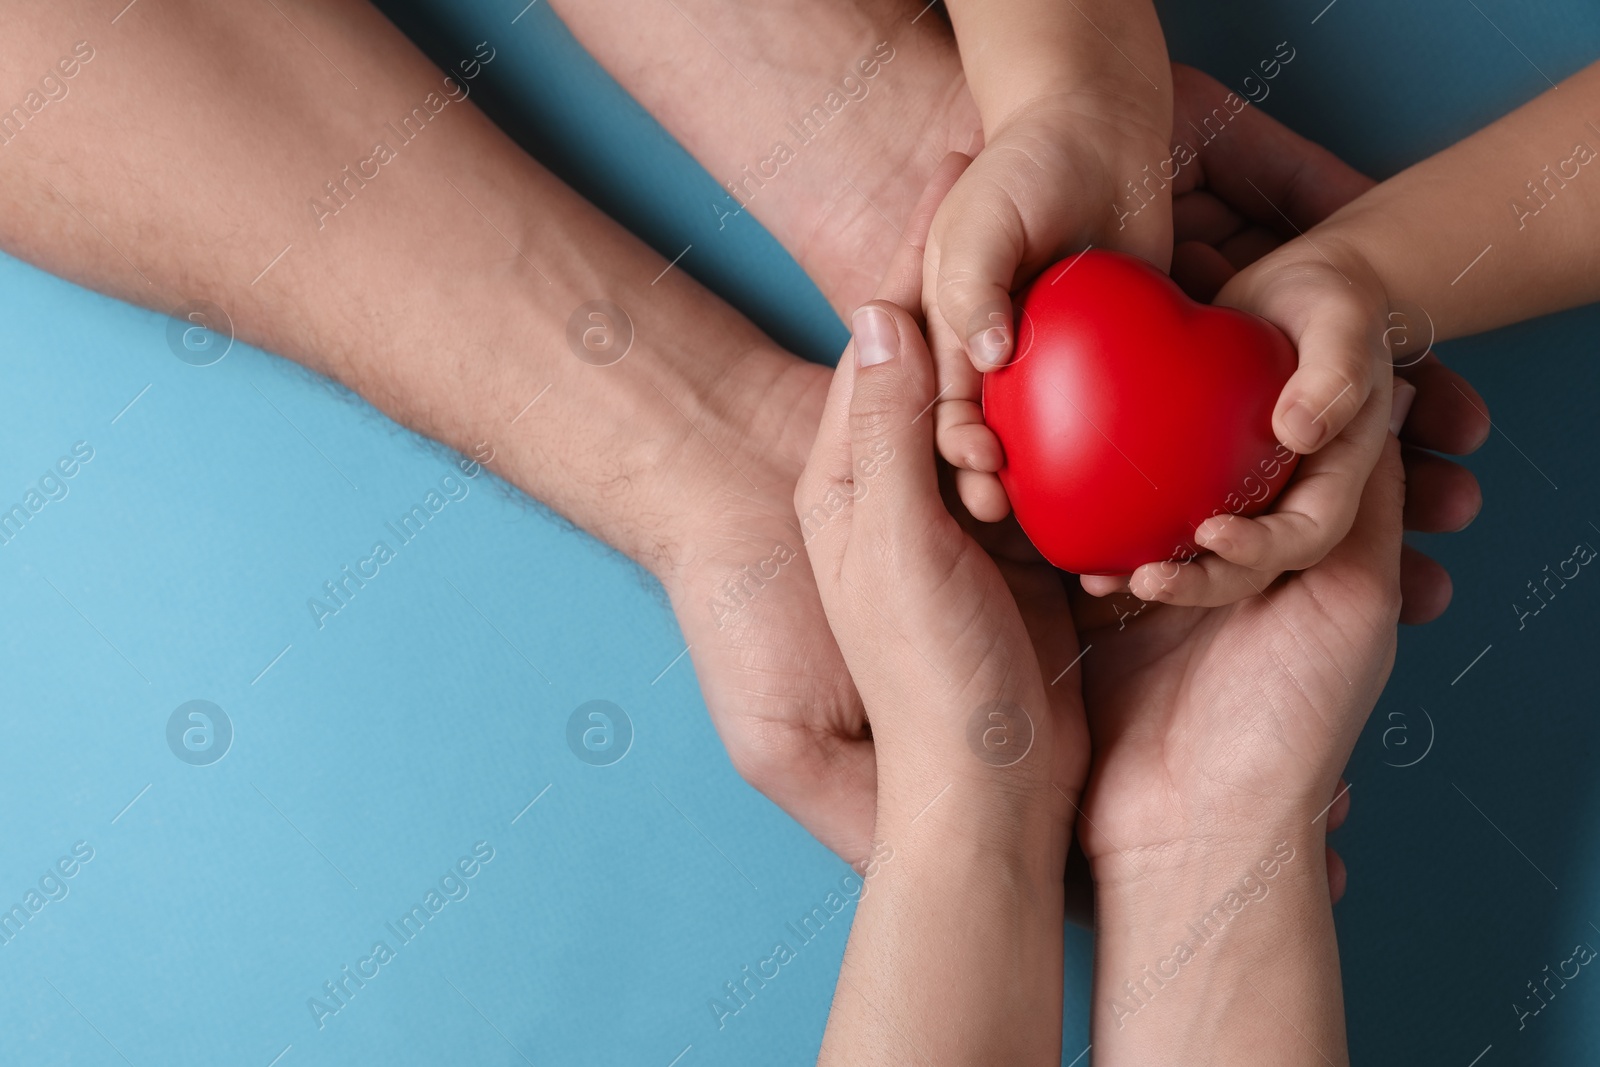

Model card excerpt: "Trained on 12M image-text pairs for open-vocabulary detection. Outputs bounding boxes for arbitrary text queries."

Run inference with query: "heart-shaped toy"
[983,250,1299,575]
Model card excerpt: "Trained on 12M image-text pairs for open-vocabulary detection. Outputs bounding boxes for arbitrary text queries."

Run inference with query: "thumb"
[846,300,941,546]
[932,178,1027,371]
[1221,260,1386,456]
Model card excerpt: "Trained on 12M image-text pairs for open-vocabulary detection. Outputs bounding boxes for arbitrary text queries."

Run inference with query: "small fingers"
[954,467,1010,523]
[929,172,1028,371]
[1272,292,1384,454]
[1134,381,1393,606]
[1079,573,1131,598]
[934,398,1002,472]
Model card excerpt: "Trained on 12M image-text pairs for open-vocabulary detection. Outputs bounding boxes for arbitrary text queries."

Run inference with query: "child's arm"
[1140,60,1600,607]
[1310,59,1600,339]
[922,1,1173,521]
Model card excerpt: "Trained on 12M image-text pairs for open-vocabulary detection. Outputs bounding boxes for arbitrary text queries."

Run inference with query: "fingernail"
[1283,401,1327,452]
[968,322,1010,366]
[1195,517,1230,552]
[1389,380,1417,437]
[853,305,898,367]
[1455,494,1483,532]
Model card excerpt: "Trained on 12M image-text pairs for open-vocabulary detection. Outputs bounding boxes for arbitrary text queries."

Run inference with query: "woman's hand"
[810,155,1086,1067]
[798,154,1088,828]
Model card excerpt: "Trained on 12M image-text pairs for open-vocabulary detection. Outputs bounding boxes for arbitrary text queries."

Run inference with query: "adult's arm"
[0,0,804,585]
[802,162,1081,1064]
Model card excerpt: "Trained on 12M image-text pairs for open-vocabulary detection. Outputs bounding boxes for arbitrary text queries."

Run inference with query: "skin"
[552,0,1485,864]
[1126,57,1600,608]
[922,0,1173,521]
[808,158,1083,1065]
[0,1,1507,1057]
[811,156,1404,1064]
[3,0,1480,885]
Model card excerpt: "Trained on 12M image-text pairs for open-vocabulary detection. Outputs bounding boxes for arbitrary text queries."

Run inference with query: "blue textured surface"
[0,0,1596,1064]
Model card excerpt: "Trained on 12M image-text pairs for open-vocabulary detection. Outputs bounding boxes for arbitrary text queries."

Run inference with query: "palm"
[667,362,880,865]
[1073,447,1405,866]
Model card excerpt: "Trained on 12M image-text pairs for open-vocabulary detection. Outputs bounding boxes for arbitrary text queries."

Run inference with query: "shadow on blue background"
[1,0,1596,1064]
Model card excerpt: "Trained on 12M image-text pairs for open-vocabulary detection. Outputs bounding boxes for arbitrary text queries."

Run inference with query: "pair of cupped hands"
[674,65,1489,899]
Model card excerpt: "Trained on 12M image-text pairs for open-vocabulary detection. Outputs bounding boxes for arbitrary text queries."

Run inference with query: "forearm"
[943,0,1170,128]
[820,777,1070,1066]
[0,0,800,578]
[1091,826,1347,1066]
[550,0,981,318]
[1312,58,1600,340]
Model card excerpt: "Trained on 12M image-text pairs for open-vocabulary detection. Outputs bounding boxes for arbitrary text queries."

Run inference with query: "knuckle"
[848,391,902,445]
[721,721,802,796]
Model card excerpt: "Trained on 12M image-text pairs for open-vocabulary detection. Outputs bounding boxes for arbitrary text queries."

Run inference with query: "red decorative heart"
[983,250,1299,575]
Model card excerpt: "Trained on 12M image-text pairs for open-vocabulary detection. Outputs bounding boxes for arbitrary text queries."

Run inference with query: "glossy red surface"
[983,250,1299,575]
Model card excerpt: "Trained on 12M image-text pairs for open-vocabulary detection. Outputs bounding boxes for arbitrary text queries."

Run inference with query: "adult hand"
[807,153,1083,1066]
[660,62,1476,873]
[1078,402,1409,1065]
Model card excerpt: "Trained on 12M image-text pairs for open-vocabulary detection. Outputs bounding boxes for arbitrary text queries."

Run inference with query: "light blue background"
[1,0,1597,1064]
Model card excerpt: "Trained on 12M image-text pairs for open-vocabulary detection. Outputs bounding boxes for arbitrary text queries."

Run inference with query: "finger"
[1172,190,1245,247]
[1065,578,1149,632]
[846,300,942,545]
[1327,778,1352,831]
[1401,446,1482,533]
[1306,427,1408,619]
[1396,353,1492,455]
[1170,62,1375,230]
[1199,380,1392,567]
[1399,543,1454,624]
[934,396,1003,472]
[1079,573,1131,598]
[794,352,862,575]
[930,171,1028,371]
[926,267,993,478]
[1215,225,1283,272]
[1327,845,1348,904]
[1170,240,1236,303]
[1265,283,1386,455]
[954,466,1010,523]
[883,151,973,308]
[798,154,972,564]
[1134,380,1392,606]
[917,159,1002,484]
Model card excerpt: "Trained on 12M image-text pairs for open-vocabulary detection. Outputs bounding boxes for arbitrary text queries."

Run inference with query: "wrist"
[872,744,1078,889]
[951,1,1170,137]
[647,350,830,592]
[1084,788,1338,899]
[1090,826,1347,1064]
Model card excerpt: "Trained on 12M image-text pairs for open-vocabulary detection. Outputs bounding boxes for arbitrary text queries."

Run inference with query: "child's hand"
[1099,231,1483,608]
[922,94,1173,522]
